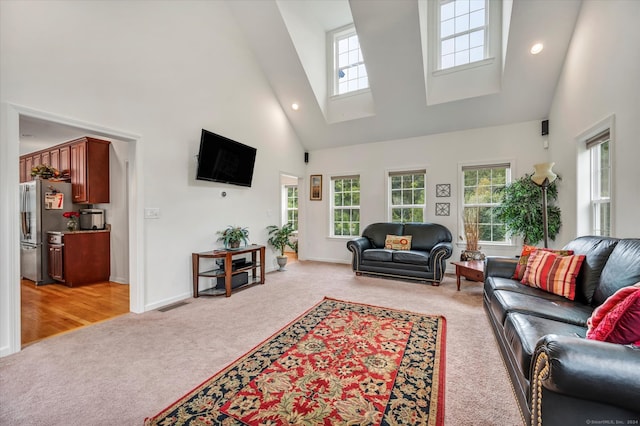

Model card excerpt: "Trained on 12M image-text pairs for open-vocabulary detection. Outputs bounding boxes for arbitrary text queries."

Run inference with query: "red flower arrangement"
[63,211,80,219]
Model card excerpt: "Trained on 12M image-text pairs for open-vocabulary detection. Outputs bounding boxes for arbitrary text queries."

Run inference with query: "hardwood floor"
[21,279,130,347]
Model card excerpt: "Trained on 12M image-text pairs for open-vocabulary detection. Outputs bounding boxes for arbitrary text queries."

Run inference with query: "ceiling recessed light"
[291,103,299,111]
[530,43,544,55]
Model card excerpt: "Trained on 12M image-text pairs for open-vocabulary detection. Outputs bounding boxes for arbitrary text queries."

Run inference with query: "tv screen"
[196,129,257,187]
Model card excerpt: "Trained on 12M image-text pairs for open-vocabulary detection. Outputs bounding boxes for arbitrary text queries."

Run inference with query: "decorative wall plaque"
[436,184,451,197]
[435,202,450,216]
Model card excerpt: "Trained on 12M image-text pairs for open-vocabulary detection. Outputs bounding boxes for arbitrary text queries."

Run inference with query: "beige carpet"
[0,261,524,426]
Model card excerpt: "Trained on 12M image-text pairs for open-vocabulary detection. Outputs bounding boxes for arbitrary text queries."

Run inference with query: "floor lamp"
[531,163,557,248]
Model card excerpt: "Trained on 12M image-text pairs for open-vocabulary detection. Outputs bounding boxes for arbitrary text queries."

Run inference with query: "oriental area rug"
[145,297,446,426]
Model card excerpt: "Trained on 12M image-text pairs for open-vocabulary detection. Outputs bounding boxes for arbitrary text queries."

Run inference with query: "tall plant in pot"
[266,223,294,271]
[217,226,249,249]
[496,173,562,245]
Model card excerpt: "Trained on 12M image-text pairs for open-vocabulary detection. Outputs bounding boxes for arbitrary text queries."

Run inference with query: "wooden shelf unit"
[192,245,265,297]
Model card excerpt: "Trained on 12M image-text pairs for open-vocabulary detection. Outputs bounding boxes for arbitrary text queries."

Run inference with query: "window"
[389,171,426,223]
[286,186,298,232]
[331,25,369,96]
[439,0,487,70]
[331,175,360,236]
[462,164,509,243]
[587,130,611,236]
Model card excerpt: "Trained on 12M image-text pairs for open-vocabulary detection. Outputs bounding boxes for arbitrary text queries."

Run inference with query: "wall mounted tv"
[196,129,257,187]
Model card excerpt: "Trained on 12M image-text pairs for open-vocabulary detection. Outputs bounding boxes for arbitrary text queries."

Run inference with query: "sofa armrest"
[532,334,640,414]
[346,237,372,271]
[430,242,453,282]
[484,256,518,279]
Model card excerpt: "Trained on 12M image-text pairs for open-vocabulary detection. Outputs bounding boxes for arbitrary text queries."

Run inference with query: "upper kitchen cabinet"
[69,137,110,204]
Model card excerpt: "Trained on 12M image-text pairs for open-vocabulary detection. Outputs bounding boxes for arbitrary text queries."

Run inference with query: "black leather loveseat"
[484,236,640,425]
[346,222,452,284]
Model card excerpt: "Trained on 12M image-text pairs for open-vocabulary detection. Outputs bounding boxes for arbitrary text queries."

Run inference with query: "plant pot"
[228,241,241,249]
[276,255,288,272]
[461,250,485,261]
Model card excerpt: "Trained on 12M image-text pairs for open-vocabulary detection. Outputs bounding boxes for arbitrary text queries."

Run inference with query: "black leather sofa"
[484,236,640,425]
[346,222,452,284]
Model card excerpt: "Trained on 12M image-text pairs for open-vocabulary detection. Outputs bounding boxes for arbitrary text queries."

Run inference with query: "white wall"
[0,0,305,355]
[304,120,551,267]
[548,0,640,243]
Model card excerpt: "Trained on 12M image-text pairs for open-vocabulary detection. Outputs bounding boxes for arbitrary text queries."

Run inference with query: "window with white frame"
[587,130,611,236]
[330,25,369,96]
[439,0,488,70]
[331,175,360,236]
[462,163,510,243]
[286,186,298,232]
[389,171,426,223]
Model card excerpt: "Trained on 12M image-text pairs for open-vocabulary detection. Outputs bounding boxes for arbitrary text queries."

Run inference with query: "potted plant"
[461,207,484,261]
[266,223,295,271]
[216,226,249,249]
[496,173,562,245]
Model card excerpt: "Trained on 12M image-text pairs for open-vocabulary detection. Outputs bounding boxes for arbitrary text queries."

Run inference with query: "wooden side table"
[452,260,485,291]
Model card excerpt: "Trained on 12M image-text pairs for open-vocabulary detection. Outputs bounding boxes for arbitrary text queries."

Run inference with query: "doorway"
[2,103,144,356]
[280,173,300,261]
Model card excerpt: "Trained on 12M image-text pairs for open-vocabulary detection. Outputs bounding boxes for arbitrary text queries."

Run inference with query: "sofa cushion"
[484,276,563,303]
[392,250,429,266]
[362,223,404,248]
[594,239,640,306]
[403,223,452,251]
[521,250,585,300]
[504,313,587,380]
[490,290,593,327]
[385,235,412,250]
[587,283,640,345]
[563,236,619,304]
[513,245,573,281]
[362,249,393,262]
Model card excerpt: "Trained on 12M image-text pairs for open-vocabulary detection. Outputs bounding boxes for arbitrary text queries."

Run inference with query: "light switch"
[144,208,160,219]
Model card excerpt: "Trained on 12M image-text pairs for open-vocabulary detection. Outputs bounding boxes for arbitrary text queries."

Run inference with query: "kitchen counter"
[50,224,111,235]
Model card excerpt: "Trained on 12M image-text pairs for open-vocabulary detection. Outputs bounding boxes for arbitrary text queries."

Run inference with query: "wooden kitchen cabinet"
[59,145,70,173]
[48,244,64,281]
[19,158,26,182]
[69,137,110,204]
[61,231,111,287]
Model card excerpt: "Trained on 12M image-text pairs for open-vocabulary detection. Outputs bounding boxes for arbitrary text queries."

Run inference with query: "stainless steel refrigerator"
[20,180,73,285]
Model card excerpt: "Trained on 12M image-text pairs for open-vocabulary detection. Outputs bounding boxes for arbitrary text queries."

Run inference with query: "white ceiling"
[20,0,582,154]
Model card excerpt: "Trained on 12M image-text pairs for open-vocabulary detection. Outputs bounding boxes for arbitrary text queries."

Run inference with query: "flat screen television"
[196,129,257,187]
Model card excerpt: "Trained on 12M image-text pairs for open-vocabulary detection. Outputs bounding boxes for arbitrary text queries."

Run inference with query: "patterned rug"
[145,298,446,426]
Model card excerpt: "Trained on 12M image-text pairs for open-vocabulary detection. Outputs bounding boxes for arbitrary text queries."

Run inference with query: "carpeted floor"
[0,261,524,426]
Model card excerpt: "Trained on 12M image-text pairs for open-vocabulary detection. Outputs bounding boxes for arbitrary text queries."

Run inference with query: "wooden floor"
[21,279,130,347]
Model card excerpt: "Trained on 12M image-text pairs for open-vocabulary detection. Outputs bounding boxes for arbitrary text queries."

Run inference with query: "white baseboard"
[144,292,192,312]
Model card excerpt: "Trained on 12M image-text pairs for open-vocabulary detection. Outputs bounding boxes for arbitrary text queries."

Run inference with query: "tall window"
[462,164,509,243]
[286,186,298,231]
[439,0,487,70]
[331,25,369,96]
[587,130,611,236]
[389,171,426,223]
[331,176,360,236]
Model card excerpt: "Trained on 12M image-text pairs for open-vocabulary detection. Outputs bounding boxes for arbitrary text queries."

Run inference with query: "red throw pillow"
[513,245,573,281]
[587,283,640,345]
[520,250,585,300]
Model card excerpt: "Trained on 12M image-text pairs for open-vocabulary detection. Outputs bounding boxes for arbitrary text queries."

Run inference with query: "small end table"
[452,260,485,291]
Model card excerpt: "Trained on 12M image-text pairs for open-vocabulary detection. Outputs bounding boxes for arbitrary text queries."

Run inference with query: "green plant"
[496,173,562,245]
[216,226,249,248]
[266,223,295,256]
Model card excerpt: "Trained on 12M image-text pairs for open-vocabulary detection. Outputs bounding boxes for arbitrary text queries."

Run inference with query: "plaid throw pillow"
[385,235,412,250]
[521,250,585,300]
[513,245,574,280]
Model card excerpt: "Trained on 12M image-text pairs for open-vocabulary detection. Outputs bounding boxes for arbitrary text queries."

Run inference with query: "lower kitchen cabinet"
[49,231,110,287]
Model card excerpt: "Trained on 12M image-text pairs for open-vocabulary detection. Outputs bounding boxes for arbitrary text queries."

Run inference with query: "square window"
[470,9,485,29]
[441,2,455,20]
[470,29,484,48]
[455,0,470,17]
[441,19,455,38]
[455,34,469,51]
[442,39,455,55]
[455,50,469,66]
[455,15,469,33]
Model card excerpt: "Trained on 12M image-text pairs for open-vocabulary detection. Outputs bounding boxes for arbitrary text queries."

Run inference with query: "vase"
[461,250,485,261]
[276,255,288,272]
[67,218,78,231]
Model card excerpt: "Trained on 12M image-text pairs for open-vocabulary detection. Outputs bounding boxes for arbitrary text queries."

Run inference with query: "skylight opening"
[439,0,487,70]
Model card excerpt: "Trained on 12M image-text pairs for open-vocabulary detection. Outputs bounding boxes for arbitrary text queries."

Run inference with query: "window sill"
[433,57,495,77]
[329,87,371,100]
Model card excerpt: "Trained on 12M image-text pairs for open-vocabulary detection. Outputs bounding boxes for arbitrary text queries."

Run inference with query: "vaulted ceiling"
[228,0,582,151]
[20,0,582,154]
